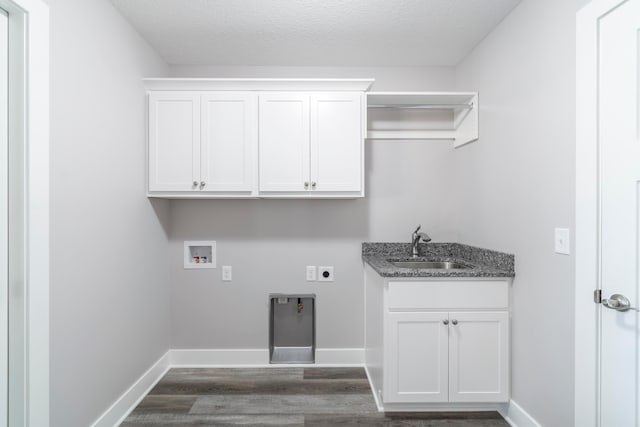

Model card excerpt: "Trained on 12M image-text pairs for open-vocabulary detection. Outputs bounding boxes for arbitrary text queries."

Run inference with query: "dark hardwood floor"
[121,367,510,426]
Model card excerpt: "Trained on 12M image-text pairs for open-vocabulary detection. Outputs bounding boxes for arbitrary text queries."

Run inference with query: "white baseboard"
[364,365,384,412]
[170,348,270,366]
[315,348,364,365]
[170,348,364,367]
[90,351,171,427]
[499,400,542,427]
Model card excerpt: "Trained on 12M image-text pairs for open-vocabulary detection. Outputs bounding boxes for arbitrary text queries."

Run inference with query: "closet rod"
[368,103,474,110]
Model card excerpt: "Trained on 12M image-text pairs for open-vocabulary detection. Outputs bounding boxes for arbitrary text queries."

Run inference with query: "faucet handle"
[413,224,421,234]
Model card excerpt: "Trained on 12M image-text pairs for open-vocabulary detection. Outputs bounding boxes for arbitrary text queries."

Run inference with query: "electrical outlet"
[318,266,334,282]
[306,266,317,281]
[555,228,570,255]
[222,265,232,281]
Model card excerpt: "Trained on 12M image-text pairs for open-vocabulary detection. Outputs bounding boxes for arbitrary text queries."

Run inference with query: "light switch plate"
[222,265,232,281]
[555,228,570,255]
[306,266,317,281]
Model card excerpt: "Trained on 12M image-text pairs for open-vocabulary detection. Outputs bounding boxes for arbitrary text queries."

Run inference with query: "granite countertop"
[362,242,515,278]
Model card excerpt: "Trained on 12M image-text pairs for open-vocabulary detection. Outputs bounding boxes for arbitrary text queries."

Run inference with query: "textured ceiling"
[110,0,522,67]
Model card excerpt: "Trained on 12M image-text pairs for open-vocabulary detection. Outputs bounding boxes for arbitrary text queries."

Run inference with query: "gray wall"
[50,0,171,426]
[454,0,578,425]
[167,65,460,349]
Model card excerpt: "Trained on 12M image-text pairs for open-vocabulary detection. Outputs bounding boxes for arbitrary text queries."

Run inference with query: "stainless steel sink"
[389,260,473,269]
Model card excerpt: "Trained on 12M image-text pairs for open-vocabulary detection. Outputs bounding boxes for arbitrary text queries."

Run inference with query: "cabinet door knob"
[451,319,458,325]
[304,182,309,189]
[193,181,198,187]
[311,181,317,189]
[443,319,449,325]
[200,181,206,188]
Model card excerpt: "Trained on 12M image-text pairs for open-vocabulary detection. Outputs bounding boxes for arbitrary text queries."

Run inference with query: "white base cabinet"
[364,264,511,410]
[384,310,509,403]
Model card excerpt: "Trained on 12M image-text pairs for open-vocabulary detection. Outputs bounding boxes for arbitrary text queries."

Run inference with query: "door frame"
[575,1,634,426]
[0,0,49,425]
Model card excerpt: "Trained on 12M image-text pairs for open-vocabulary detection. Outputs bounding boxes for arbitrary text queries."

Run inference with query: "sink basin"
[389,260,473,269]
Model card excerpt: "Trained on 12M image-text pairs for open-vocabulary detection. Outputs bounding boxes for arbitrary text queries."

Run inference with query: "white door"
[310,93,362,192]
[201,92,256,192]
[258,93,310,192]
[597,1,640,425]
[448,311,509,403]
[148,92,201,192]
[0,8,7,427]
[384,311,449,403]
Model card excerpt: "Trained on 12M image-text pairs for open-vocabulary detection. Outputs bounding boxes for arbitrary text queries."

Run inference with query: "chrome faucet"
[411,224,432,258]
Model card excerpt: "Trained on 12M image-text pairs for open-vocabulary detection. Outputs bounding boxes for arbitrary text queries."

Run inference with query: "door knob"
[304,182,309,189]
[602,293,639,312]
[200,181,206,188]
[193,181,198,187]
[311,182,317,189]
[443,319,449,325]
[451,319,458,325]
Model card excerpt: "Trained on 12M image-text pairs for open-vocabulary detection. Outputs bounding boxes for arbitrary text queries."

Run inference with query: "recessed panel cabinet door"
[310,93,363,192]
[148,92,200,192]
[448,311,509,402]
[384,312,449,403]
[201,93,256,192]
[258,93,310,192]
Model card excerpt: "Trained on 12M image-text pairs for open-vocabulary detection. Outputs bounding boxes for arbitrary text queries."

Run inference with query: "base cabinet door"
[448,311,510,402]
[384,312,449,403]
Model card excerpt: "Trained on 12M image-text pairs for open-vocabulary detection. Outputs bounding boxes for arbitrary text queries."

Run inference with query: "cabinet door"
[448,311,509,402]
[384,312,449,403]
[310,93,363,192]
[258,93,310,192]
[148,92,200,192]
[201,92,256,192]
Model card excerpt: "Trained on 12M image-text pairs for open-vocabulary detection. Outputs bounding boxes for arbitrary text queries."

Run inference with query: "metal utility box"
[269,294,316,364]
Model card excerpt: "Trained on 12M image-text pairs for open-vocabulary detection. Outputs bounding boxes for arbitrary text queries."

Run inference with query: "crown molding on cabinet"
[143,78,375,92]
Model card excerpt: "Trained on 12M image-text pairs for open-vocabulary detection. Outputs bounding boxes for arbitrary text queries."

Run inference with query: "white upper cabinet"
[145,78,373,198]
[148,92,201,192]
[201,92,256,192]
[148,91,257,197]
[259,92,364,197]
[258,93,310,192]
[310,93,363,192]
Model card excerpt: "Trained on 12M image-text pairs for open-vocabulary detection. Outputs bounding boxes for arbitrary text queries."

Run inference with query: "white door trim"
[0,0,49,425]
[0,8,8,427]
[575,1,630,426]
